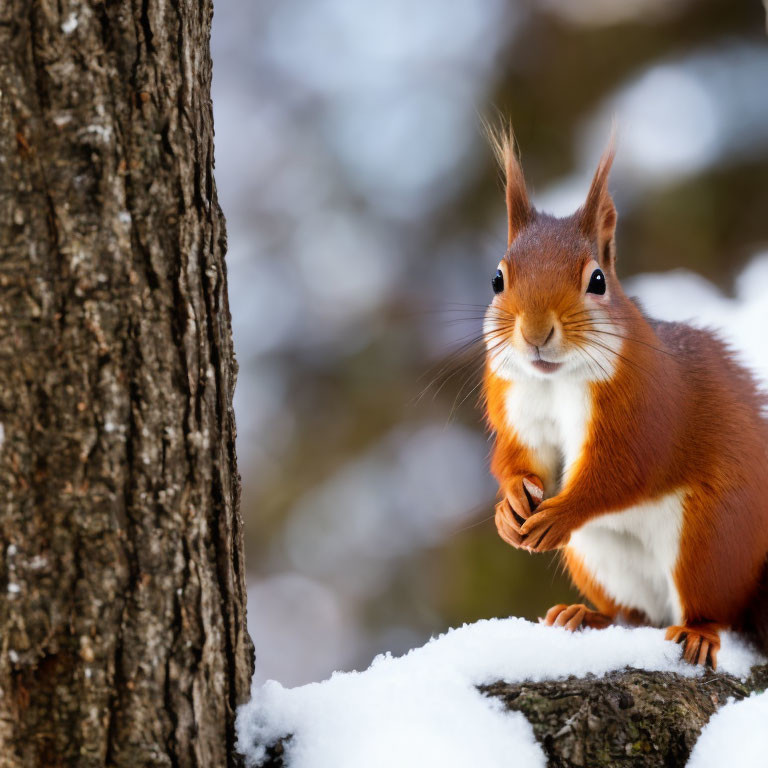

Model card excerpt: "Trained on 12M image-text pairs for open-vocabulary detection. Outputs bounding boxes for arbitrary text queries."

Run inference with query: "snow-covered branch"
[236,618,768,767]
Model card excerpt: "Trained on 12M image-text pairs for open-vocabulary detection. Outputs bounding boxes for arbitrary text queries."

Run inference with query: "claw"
[522,476,544,506]
[495,474,544,550]
[665,623,721,669]
[543,603,612,631]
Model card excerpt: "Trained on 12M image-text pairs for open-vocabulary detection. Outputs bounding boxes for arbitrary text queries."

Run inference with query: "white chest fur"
[503,376,685,626]
[503,376,592,493]
[569,491,685,625]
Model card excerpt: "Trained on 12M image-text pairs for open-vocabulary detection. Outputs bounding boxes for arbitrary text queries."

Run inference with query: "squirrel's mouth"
[530,359,563,374]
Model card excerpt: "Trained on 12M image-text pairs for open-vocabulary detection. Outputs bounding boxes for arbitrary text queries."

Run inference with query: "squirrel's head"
[484,126,626,382]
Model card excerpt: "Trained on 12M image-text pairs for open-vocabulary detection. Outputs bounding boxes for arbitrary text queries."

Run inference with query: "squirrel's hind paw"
[665,623,721,669]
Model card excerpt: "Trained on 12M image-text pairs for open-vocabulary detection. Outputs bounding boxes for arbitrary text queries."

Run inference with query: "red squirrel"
[482,127,768,668]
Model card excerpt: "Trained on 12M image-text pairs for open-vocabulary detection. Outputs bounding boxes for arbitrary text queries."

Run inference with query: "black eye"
[586,268,606,295]
[492,269,504,294]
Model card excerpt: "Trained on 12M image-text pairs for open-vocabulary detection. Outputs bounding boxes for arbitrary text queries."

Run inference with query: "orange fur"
[482,126,768,667]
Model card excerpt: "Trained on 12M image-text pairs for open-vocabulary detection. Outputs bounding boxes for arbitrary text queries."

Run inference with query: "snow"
[236,617,764,767]
[687,691,768,768]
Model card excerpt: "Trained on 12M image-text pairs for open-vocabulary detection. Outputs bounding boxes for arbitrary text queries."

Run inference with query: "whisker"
[449,512,496,535]
[562,309,641,322]
[565,323,679,360]
[448,374,487,422]
[419,324,511,372]
[576,343,610,381]
[413,333,510,404]
[414,351,484,404]
[580,337,656,379]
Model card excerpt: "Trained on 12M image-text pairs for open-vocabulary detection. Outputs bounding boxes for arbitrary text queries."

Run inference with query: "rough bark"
[258,665,768,767]
[484,663,768,767]
[0,1,254,766]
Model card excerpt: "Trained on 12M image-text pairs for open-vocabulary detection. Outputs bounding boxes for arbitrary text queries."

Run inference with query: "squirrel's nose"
[521,324,555,348]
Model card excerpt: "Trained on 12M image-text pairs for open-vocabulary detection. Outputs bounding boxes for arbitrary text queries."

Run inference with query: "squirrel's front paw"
[495,475,543,549]
[519,501,572,552]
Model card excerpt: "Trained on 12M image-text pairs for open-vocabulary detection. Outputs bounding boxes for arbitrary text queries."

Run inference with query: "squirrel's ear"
[580,136,617,268]
[485,121,532,247]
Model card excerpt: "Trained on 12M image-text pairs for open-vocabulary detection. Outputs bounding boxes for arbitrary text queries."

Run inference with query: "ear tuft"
[483,118,532,247]
[580,131,618,266]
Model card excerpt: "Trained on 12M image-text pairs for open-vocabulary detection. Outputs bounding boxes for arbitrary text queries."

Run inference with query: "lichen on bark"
[482,663,768,767]
[0,1,253,765]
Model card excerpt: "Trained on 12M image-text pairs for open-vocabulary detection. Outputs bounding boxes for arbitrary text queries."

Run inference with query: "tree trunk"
[0,1,254,766]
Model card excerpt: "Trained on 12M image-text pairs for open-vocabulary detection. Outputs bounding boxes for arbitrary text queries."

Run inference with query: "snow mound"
[236,617,764,768]
[688,691,768,768]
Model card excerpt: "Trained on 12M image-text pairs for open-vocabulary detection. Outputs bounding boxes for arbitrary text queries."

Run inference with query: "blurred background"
[211,0,768,686]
